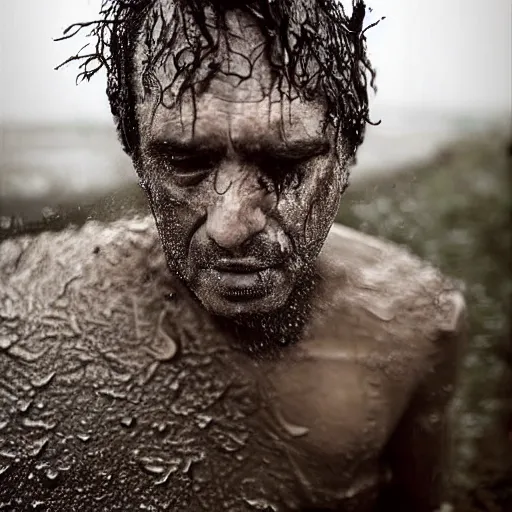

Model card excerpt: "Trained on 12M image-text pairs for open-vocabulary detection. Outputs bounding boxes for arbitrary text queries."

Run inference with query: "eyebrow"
[146,136,330,161]
[246,138,331,161]
[145,137,224,156]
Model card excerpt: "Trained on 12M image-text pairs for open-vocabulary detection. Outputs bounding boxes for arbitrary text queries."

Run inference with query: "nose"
[206,170,269,251]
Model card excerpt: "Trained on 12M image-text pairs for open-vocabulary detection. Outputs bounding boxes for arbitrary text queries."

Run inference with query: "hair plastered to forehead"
[57,0,379,158]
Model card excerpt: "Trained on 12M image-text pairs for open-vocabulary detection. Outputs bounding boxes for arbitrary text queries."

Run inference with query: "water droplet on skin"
[182,457,198,474]
[0,335,16,350]
[154,330,178,362]
[145,311,179,363]
[22,418,56,431]
[31,501,45,509]
[44,468,60,487]
[0,421,8,430]
[154,470,174,487]
[0,451,16,459]
[152,422,167,435]
[76,433,90,443]
[195,414,212,429]
[17,399,33,413]
[30,372,56,388]
[29,436,49,457]
[142,463,165,475]
[120,416,135,428]
[275,409,309,438]
[99,388,127,400]
[140,361,159,385]
[244,498,277,510]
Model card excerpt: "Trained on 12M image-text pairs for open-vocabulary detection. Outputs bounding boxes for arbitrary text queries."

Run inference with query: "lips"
[212,258,277,273]
[203,260,281,302]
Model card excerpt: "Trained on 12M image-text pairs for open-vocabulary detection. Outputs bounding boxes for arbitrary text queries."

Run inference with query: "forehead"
[132,5,327,144]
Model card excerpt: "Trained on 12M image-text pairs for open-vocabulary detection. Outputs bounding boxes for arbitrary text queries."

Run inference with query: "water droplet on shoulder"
[120,416,136,428]
[17,399,33,413]
[43,468,60,488]
[30,372,56,389]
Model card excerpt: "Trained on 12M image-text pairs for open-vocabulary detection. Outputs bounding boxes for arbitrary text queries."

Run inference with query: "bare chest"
[0,294,422,512]
[242,339,422,509]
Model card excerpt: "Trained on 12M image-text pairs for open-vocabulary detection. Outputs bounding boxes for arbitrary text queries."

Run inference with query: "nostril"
[206,205,267,251]
[207,221,252,250]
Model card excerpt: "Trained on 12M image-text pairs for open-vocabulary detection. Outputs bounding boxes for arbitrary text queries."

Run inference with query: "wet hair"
[57,0,379,160]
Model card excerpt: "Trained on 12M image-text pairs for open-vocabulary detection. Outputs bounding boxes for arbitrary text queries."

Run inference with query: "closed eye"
[146,140,224,183]
[257,151,323,179]
[254,141,330,192]
[166,153,220,172]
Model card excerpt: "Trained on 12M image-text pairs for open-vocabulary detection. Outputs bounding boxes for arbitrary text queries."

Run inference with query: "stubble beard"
[211,262,318,357]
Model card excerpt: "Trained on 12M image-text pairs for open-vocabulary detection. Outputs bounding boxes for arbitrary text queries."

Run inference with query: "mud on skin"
[0,219,380,511]
[0,218,465,511]
[1,2,467,510]
[0,220,303,511]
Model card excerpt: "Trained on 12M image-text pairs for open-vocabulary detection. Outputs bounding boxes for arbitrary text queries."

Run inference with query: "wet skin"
[0,7,466,512]
[133,9,342,319]
[0,220,465,511]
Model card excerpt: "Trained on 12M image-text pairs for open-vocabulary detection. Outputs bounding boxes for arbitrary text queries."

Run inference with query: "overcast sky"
[0,0,510,123]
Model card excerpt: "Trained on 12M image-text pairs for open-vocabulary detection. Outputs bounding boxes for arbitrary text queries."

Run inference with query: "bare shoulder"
[0,216,171,350]
[313,223,467,363]
[0,215,165,291]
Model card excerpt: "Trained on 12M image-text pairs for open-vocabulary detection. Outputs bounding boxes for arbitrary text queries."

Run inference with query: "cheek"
[142,158,204,218]
[140,159,206,256]
[311,163,342,223]
[279,159,341,252]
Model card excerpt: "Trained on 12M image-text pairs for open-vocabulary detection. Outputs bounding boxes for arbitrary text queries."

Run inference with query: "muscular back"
[0,217,465,511]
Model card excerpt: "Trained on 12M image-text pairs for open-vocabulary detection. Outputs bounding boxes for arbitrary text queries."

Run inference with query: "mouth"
[212,258,277,273]
[206,260,282,302]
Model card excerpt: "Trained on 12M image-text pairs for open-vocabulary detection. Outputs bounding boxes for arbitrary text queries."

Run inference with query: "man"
[0,1,466,510]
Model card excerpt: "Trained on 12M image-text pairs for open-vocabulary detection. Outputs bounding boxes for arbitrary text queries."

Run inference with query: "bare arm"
[379,293,467,512]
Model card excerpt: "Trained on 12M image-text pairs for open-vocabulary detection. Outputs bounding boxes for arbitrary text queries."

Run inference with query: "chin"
[203,293,291,318]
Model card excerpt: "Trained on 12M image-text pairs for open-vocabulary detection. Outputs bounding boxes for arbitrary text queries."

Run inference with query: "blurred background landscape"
[0,0,511,510]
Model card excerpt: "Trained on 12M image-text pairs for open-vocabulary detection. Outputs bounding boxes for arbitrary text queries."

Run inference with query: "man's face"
[133,9,345,318]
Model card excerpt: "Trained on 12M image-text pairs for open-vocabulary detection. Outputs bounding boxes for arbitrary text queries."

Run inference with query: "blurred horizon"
[1,106,509,215]
[1,0,510,213]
